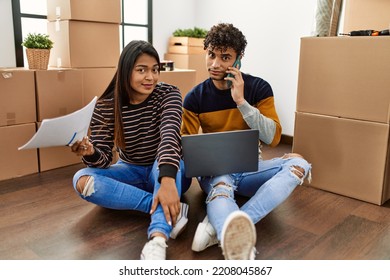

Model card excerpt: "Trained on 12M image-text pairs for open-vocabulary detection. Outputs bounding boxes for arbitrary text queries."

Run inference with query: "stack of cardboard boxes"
[292,0,390,205]
[0,0,120,180]
[162,36,208,97]
[46,0,120,106]
[40,0,119,172]
[0,69,39,180]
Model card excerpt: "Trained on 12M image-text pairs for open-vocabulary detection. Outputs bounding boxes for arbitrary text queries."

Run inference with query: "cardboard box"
[168,37,205,54]
[48,20,120,68]
[164,53,208,85]
[0,123,39,181]
[0,68,36,126]
[297,36,390,123]
[47,0,121,23]
[80,67,116,106]
[342,0,390,33]
[35,69,83,121]
[159,69,196,99]
[38,145,81,172]
[292,112,390,205]
[36,122,81,172]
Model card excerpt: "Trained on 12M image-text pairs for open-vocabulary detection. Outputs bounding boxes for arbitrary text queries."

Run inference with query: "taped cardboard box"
[342,0,390,33]
[292,112,390,205]
[0,123,38,181]
[48,20,120,68]
[47,0,120,23]
[297,36,390,123]
[35,69,83,121]
[0,68,36,126]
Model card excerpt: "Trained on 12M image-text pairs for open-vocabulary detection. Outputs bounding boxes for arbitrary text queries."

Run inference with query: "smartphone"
[226,57,241,88]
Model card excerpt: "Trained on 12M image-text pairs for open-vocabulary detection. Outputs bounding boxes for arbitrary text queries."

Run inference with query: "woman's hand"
[70,136,94,156]
[150,177,180,226]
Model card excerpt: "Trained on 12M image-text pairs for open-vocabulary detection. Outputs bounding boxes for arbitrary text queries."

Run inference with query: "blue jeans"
[73,159,191,240]
[198,155,312,240]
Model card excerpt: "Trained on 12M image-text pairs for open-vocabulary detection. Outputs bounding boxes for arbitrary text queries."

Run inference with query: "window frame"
[121,0,153,48]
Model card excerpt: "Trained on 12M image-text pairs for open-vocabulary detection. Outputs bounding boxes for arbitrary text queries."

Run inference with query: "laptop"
[182,130,259,177]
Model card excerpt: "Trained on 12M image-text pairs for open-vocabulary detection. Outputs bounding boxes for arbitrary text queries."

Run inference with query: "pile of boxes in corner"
[161,36,209,99]
[0,0,119,181]
[292,0,390,205]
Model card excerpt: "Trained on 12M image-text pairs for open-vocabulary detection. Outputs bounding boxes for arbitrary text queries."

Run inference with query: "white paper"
[18,96,98,150]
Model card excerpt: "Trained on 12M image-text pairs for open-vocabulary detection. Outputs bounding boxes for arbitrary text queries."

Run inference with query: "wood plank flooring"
[1,143,390,260]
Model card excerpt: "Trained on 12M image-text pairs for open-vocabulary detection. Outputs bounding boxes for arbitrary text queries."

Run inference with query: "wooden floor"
[1,143,390,260]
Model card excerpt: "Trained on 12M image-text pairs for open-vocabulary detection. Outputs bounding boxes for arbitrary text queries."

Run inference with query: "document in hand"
[18,96,97,150]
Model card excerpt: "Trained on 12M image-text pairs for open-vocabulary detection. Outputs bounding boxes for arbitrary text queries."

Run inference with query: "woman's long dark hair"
[99,40,161,149]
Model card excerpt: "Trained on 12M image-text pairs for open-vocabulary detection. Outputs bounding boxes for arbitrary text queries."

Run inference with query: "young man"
[181,23,312,260]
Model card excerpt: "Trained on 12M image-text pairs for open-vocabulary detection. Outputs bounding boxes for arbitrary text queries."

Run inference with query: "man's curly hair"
[204,23,247,57]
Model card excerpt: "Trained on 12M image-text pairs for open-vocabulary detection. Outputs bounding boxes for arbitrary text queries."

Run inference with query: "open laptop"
[182,130,259,178]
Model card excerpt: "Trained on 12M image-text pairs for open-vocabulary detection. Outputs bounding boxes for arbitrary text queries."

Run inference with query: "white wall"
[0,0,16,67]
[153,0,197,60]
[1,0,317,136]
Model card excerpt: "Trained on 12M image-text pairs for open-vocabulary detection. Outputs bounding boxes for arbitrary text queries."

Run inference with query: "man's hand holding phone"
[226,57,245,105]
[226,57,241,88]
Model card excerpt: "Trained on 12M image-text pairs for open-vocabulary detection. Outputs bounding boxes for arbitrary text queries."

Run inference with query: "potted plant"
[169,27,208,54]
[22,33,54,70]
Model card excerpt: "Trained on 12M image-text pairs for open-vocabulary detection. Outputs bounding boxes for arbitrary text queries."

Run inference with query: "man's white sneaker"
[140,236,167,260]
[221,211,257,260]
[191,215,219,252]
[170,202,189,239]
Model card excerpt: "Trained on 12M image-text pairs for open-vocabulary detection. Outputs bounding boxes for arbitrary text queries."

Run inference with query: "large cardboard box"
[35,122,81,172]
[342,0,390,33]
[80,67,116,106]
[47,0,121,23]
[35,69,83,121]
[164,53,208,85]
[0,68,36,126]
[48,20,120,68]
[159,69,196,99]
[38,145,81,172]
[297,36,390,123]
[292,112,390,205]
[0,123,39,181]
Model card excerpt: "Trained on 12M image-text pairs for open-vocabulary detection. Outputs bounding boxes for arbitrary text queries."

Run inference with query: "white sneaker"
[170,202,189,239]
[221,211,257,260]
[191,215,219,252]
[140,236,167,260]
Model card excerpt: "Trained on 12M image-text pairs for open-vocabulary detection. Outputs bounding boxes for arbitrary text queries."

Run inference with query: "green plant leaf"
[22,33,54,49]
[172,27,208,38]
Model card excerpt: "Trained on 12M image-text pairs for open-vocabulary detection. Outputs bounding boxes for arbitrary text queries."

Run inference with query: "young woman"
[71,40,191,260]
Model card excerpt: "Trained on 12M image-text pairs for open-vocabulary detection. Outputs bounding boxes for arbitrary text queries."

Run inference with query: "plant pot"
[26,48,50,70]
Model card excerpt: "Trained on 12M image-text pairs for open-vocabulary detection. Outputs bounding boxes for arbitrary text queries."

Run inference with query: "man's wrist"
[236,99,246,107]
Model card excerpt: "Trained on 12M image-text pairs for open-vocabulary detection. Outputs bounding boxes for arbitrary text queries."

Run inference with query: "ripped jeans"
[72,159,191,240]
[198,154,312,240]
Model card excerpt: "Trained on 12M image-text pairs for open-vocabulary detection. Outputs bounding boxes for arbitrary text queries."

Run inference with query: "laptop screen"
[182,130,259,178]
